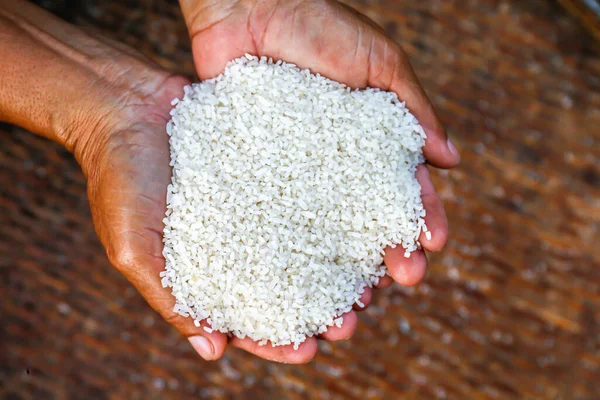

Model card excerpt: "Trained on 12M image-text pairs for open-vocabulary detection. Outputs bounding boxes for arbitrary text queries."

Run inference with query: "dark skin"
[0,0,459,363]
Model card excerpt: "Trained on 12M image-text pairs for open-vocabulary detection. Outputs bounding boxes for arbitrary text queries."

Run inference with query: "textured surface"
[1,0,599,399]
[163,56,426,347]
[558,0,600,42]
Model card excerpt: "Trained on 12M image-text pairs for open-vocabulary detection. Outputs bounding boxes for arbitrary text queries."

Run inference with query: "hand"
[180,0,461,362]
[76,31,345,366]
[1,0,460,366]
[69,51,238,360]
[0,0,237,363]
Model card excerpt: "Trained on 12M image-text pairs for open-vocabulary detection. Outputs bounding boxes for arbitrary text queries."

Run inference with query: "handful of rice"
[161,55,427,349]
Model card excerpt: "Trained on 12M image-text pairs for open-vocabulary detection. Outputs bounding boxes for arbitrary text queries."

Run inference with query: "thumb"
[191,28,256,79]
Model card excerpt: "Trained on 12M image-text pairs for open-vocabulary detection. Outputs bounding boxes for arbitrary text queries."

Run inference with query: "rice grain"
[162,54,428,349]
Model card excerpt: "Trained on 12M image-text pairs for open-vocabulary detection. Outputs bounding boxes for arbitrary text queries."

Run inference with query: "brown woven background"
[1,0,599,399]
[558,0,600,42]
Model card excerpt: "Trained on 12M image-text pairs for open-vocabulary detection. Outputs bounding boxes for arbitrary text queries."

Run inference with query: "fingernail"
[447,137,460,161]
[188,336,214,360]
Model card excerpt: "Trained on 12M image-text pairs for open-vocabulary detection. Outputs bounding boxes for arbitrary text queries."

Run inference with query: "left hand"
[1,0,235,364]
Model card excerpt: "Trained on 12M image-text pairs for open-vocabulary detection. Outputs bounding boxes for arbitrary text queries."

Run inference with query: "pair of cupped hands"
[4,0,459,363]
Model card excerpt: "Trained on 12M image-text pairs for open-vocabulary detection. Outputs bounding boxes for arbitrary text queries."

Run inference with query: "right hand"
[179,0,460,362]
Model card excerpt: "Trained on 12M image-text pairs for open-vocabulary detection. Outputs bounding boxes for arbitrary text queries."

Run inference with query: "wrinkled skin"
[86,0,460,363]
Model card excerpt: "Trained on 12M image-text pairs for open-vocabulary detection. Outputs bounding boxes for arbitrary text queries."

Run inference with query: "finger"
[348,10,459,170]
[383,246,427,286]
[390,51,459,169]
[231,336,318,364]
[186,320,229,361]
[191,20,256,79]
[375,274,394,289]
[353,287,373,310]
[319,311,358,341]
[182,0,260,79]
[377,42,459,169]
[416,164,448,251]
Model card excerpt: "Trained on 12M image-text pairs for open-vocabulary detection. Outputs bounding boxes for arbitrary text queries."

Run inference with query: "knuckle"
[107,244,136,272]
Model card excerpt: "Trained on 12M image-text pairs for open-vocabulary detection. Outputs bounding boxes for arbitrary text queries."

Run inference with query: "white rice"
[161,54,427,349]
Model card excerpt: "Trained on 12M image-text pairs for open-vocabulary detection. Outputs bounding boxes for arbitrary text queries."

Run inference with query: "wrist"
[0,1,170,177]
[179,0,278,37]
[62,68,172,178]
[0,5,111,167]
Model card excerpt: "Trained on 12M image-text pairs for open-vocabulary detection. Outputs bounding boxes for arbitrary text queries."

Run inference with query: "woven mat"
[1,0,599,399]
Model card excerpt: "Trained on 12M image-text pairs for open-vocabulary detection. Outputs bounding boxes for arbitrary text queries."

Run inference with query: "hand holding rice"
[161,54,428,349]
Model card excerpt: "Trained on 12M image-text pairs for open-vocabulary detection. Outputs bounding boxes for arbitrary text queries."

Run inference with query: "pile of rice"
[161,55,427,349]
